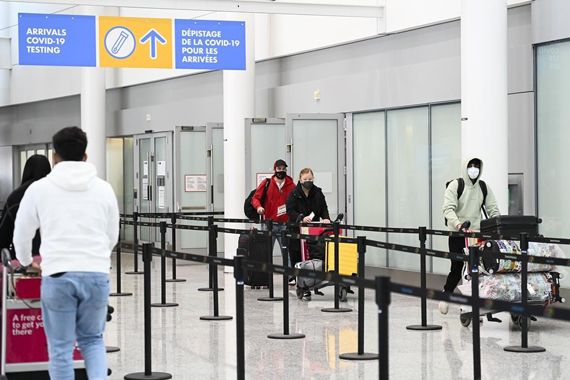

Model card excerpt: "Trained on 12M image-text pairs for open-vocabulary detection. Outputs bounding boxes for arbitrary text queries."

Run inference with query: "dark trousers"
[443,236,466,293]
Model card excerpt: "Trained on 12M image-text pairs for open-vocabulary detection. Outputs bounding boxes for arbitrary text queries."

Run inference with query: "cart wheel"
[460,315,471,327]
[296,287,304,300]
[339,287,348,303]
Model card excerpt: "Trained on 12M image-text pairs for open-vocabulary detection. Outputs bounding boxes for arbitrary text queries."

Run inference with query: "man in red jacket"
[251,159,296,280]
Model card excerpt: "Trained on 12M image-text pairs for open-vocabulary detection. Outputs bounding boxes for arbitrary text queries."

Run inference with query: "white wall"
[3,0,532,106]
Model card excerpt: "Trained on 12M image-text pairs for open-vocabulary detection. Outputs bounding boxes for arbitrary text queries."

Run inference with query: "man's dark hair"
[52,126,87,161]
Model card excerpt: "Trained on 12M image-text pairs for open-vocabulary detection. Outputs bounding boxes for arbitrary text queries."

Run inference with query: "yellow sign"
[99,16,172,68]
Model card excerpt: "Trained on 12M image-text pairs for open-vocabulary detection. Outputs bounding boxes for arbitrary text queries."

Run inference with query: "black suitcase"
[238,232,270,287]
[480,215,541,238]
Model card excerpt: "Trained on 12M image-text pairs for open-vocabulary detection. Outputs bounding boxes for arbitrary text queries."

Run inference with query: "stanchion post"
[469,246,482,380]
[126,211,143,275]
[504,233,545,353]
[340,236,378,360]
[375,276,391,380]
[407,227,441,331]
[110,224,132,297]
[198,216,224,292]
[200,223,232,321]
[259,220,283,302]
[151,222,178,308]
[322,221,352,313]
[124,243,172,380]
[166,213,186,283]
[234,255,246,380]
[268,230,305,340]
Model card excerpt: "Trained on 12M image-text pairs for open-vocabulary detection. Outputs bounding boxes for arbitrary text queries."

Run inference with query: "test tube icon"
[111,31,129,54]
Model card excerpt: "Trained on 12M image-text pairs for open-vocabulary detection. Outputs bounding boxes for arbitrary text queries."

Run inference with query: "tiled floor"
[105,255,570,379]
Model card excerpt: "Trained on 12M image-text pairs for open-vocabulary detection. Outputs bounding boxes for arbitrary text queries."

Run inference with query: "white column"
[461,0,508,213]
[223,14,255,264]
[81,67,106,179]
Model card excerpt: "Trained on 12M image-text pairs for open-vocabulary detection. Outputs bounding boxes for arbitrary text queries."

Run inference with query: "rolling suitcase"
[480,215,541,238]
[238,232,270,287]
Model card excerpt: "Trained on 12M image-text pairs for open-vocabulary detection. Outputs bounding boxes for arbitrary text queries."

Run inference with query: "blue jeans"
[41,272,109,380]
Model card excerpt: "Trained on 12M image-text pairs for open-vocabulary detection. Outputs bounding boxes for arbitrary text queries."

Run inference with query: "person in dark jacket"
[286,168,331,269]
[0,154,51,259]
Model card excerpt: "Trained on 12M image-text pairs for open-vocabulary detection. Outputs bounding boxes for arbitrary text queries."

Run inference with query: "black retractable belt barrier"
[166,213,186,283]
[200,222,232,321]
[151,222,178,308]
[126,211,144,275]
[375,276,391,380]
[234,254,246,380]
[322,221,353,313]
[259,220,283,302]
[110,224,133,297]
[124,243,172,380]
[268,230,305,340]
[407,227,442,331]
[198,216,224,292]
[468,246,482,380]
[340,236,378,360]
[504,232,546,353]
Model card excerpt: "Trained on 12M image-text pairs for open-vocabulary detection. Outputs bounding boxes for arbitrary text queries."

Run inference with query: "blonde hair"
[299,168,314,179]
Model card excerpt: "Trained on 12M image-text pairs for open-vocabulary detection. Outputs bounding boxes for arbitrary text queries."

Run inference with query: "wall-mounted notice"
[174,19,245,70]
[18,13,96,67]
[185,174,207,192]
[156,160,166,176]
[256,173,273,186]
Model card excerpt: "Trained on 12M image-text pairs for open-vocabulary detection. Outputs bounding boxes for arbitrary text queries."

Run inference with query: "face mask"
[275,171,286,180]
[467,167,480,180]
[302,181,313,190]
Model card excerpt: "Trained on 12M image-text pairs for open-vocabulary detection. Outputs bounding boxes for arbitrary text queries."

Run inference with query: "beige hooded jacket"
[442,157,500,231]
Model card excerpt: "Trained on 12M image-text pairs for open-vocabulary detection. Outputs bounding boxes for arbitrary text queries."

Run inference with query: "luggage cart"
[1,249,87,380]
[458,247,565,329]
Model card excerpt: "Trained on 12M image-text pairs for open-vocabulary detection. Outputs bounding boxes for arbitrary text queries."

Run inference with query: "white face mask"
[467,167,480,180]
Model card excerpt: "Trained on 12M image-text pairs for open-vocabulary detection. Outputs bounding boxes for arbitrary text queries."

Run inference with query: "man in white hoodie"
[439,157,500,314]
[14,126,119,380]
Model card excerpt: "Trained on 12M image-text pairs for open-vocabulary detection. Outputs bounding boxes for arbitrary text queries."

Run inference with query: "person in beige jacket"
[439,157,500,314]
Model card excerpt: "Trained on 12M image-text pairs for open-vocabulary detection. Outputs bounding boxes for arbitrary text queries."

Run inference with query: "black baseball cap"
[274,159,287,169]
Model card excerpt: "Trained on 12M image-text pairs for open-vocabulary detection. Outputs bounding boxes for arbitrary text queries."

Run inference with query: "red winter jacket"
[251,176,296,223]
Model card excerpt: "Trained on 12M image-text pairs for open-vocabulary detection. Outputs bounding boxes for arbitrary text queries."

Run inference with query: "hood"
[47,161,97,191]
[21,154,51,185]
[462,156,484,185]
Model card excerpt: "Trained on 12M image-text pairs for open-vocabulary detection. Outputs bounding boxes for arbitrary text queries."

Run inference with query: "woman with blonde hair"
[286,168,330,295]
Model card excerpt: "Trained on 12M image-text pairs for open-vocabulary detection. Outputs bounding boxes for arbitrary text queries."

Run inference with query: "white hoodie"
[14,161,119,276]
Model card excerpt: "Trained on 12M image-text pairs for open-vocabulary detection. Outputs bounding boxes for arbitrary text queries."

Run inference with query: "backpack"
[244,178,270,220]
[444,178,488,225]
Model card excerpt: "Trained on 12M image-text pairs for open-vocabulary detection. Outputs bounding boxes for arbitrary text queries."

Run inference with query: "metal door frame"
[244,118,288,194]
[206,122,223,212]
[285,113,346,219]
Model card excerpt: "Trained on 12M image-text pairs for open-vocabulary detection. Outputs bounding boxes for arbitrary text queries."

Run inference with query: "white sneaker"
[439,301,449,315]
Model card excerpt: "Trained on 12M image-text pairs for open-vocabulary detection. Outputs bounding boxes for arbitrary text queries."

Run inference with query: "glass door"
[286,113,345,219]
[134,132,173,243]
[245,118,288,191]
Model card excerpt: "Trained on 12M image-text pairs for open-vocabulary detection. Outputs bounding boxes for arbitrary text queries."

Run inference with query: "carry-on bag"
[480,215,541,238]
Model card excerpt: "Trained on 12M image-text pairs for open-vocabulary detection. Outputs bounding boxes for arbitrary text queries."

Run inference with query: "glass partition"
[386,107,429,271]
[352,111,386,267]
[537,41,570,288]
[430,103,461,274]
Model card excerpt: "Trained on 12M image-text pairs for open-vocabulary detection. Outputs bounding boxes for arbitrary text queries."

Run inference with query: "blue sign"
[18,13,96,67]
[174,19,245,70]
